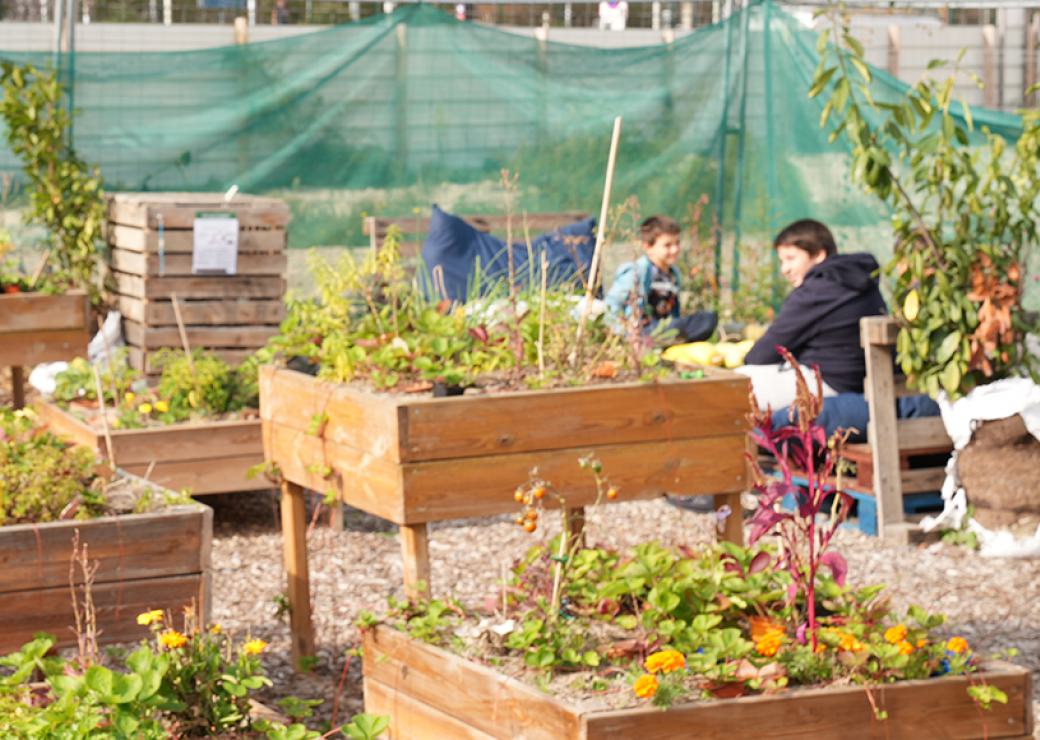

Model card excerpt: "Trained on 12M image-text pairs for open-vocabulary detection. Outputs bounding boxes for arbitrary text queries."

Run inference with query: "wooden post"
[983,25,997,108]
[400,523,430,599]
[1026,13,1039,108]
[393,22,408,181]
[861,317,908,545]
[886,24,900,77]
[10,366,24,409]
[328,498,345,531]
[280,481,315,666]
[716,492,744,546]
[233,16,248,44]
[564,506,586,549]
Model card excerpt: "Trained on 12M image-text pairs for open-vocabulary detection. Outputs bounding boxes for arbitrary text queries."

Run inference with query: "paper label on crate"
[192,211,239,275]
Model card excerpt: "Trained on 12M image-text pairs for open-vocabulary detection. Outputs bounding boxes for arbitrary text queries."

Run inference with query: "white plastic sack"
[28,362,68,396]
[88,310,125,368]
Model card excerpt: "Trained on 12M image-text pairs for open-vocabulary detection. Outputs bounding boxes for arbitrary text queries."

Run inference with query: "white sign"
[192,211,239,275]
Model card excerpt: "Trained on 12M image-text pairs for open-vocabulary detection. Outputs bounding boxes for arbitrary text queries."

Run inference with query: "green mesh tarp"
[0,0,1027,264]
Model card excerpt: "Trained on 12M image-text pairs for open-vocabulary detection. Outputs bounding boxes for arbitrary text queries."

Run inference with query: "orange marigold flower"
[242,638,268,656]
[755,632,784,657]
[884,624,907,644]
[633,674,659,699]
[896,640,914,656]
[644,649,685,674]
[749,616,785,642]
[916,639,927,649]
[136,609,164,626]
[946,636,969,654]
[838,632,865,653]
[159,630,188,649]
[814,642,828,653]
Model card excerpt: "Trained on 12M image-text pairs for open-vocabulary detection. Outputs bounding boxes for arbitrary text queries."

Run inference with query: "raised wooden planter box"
[0,290,90,407]
[34,400,267,496]
[0,501,212,653]
[364,626,1035,740]
[260,365,750,661]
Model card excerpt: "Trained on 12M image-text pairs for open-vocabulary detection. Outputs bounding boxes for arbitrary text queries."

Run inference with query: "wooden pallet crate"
[364,626,1034,740]
[107,192,289,375]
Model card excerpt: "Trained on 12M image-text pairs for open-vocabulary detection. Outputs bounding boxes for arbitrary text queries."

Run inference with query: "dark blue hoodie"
[744,253,886,393]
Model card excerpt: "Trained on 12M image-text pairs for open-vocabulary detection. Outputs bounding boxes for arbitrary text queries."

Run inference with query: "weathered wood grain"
[364,677,496,740]
[0,328,89,367]
[111,248,287,277]
[108,223,285,255]
[117,295,284,327]
[113,271,285,300]
[0,291,90,333]
[123,320,279,350]
[107,192,290,230]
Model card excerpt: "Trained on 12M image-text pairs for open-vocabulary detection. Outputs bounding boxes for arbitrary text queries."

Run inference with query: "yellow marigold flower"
[159,630,188,649]
[755,632,784,657]
[897,640,914,656]
[946,636,969,654]
[838,632,865,653]
[242,638,268,656]
[916,639,927,649]
[633,674,658,699]
[814,642,828,654]
[136,609,164,626]
[154,400,169,413]
[884,624,908,644]
[209,623,222,635]
[138,402,153,415]
[125,391,135,403]
[644,649,685,674]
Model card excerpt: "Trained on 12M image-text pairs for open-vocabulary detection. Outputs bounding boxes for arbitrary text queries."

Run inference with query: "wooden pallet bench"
[363,211,589,256]
[860,316,954,543]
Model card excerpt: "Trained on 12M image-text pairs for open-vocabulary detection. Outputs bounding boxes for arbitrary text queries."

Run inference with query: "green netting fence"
[0,0,1031,302]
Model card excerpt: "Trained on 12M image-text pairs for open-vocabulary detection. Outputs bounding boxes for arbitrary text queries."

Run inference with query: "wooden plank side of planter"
[0,291,90,333]
[0,506,209,592]
[123,320,279,350]
[108,223,286,255]
[107,192,290,231]
[0,573,206,654]
[118,295,285,326]
[365,677,497,740]
[260,366,402,461]
[0,329,88,367]
[364,627,580,740]
[122,454,266,495]
[113,272,286,300]
[582,664,1032,740]
[263,421,404,522]
[396,376,750,463]
[110,248,287,277]
[399,434,747,523]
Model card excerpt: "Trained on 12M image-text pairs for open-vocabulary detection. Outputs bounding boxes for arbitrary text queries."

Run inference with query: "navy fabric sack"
[770,391,941,443]
[421,205,596,301]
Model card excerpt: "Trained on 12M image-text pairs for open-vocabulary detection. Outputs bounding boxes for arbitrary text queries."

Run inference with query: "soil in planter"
[958,415,1040,518]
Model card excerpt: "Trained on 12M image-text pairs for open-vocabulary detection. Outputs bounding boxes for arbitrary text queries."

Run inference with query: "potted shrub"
[0,406,212,653]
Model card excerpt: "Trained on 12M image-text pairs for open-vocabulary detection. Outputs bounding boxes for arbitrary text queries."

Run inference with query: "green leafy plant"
[811,14,1039,397]
[0,62,107,304]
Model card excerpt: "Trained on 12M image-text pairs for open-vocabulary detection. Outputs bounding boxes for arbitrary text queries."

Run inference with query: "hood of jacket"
[802,252,879,293]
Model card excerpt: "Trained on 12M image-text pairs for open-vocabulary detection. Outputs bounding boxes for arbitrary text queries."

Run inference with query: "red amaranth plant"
[745,349,853,651]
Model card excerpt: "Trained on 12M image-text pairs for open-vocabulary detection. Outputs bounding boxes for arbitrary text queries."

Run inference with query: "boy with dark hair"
[604,215,717,344]
[739,218,885,410]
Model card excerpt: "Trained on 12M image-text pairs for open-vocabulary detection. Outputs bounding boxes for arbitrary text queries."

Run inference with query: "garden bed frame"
[34,400,267,496]
[260,365,750,662]
[0,500,212,653]
[0,290,90,408]
[364,625,1034,740]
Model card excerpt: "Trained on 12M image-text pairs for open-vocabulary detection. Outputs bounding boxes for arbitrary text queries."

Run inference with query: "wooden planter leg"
[11,366,24,409]
[280,481,315,667]
[716,492,744,546]
[400,523,430,599]
[328,499,345,531]
[564,506,586,549]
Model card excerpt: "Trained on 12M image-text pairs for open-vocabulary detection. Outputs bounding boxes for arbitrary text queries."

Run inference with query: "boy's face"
[777,244,827,287]
[644,232,681,270]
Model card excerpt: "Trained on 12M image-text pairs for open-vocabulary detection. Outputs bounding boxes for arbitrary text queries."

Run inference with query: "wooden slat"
[259,366,401,462]
[263,421,405,523]
[0,291,89,333]
[900,467,947,494]
[0,328,89,367]
[107,192,290,230]
[860,315,899,347]
[365,212,588,237]
[583,663,1031,740]
[0,505,208,592]
[400,524,430,598]
[281,481,314,667]
[108,223,285,255]
[364,677,497,740]
[35,401,262,466]
[0,573,206,654]
[113,271,285,300]
[122,454,269,496]
[124,320,279,350]
[364,627,579,740]
[398,434,747,524]
[111,248,287,277]
[896,417,952,450]
[128,346,257,373]
[397,376,749,463]
[117,295,284,326]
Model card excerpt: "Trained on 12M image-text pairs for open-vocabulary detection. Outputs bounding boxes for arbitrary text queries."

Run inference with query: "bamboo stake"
[575,116,623,363]
[92,366,115,466]
[538,251,548,379]
[28,249,51,289]
[169,293,194,373]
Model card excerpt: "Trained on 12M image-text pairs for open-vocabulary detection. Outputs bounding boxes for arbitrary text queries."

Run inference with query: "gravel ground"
[207,492,1040,736]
